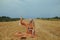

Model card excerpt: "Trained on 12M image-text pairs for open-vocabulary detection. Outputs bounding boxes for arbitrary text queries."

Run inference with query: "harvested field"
[0,19,60,40]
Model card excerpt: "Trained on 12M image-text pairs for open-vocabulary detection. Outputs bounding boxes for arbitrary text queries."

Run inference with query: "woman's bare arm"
[20,17,28,27]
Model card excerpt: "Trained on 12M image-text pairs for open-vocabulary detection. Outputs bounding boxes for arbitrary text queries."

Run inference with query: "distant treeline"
[36,16,60,21]
[0,16,20,22]
[0,16,60,22]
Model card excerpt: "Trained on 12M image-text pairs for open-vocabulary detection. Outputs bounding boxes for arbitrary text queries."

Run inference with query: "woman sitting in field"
[20,17,35,37]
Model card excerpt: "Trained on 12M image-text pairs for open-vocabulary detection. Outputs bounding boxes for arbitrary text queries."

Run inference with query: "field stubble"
[0,19,60,40]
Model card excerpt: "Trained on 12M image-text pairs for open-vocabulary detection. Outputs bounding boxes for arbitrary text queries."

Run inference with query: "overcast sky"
[0,0,60,18]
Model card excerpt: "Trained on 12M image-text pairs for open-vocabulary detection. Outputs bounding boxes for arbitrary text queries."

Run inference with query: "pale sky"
[0,0,60,18]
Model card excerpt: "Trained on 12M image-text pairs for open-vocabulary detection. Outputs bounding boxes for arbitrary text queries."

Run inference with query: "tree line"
[0,16,60,22]
[36,16,60,21]
[0,16,20,22]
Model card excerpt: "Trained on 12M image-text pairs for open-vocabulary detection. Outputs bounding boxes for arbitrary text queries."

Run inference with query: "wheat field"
[0,19,60,40]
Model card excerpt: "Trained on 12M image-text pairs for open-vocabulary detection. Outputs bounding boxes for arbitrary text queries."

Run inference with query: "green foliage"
[0,16,20,22]
[36,17,41,19]
[52,16,60,19]
[36,16,60,21]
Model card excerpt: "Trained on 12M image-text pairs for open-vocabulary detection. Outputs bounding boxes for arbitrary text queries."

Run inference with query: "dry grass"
[0,19,60,40]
